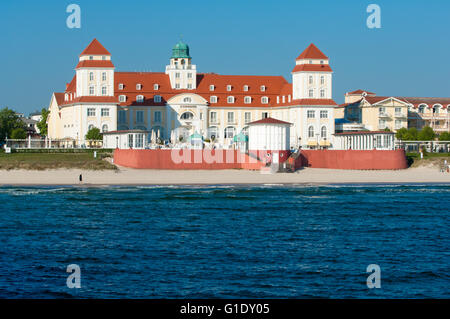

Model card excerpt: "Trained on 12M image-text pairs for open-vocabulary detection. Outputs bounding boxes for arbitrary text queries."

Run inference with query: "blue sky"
[1,0,449,114]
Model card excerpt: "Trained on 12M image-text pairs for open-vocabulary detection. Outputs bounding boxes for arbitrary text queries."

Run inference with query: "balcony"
[395,112,407,118]
[378,112,390,118]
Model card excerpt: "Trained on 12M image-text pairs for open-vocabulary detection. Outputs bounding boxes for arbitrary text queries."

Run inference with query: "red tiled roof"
[347,89,376,95]
[292,64,332,73]
[397,97,450,108]
[76,60,115,68]
[60,96,118,106]
[280,99,338,106]
[248,117,291,125]
[80,38,111,56]
[54,93,65,106]
[296,43,328,60]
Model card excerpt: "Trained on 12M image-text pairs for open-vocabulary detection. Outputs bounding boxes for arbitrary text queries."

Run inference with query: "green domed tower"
[171,40,191,59]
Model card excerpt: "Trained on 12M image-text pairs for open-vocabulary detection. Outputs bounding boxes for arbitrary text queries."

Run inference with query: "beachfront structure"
[335,90,450,133]
[103,130,149,149]
[248,118,291,151]
[47,39,336,149]
[333,131,396,150]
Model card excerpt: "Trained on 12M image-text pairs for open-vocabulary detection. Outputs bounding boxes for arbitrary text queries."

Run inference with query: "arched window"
[224,126,236,138]
[136,84,142,90]
[243,85,249,91]
[308,126,314,138]
[154,84,159,90]
[88,124,94,131]
[183,97,192,103]
[154,95,162,103]
[208,126,219,139]
[180,112,194,120]
[321,126,327,138]
[418,104,426,113]
[433,104,440,114]
[102,124,109,133]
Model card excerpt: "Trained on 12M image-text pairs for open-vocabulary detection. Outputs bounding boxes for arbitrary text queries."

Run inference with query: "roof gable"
[296,43,328,60]
[80,38,111,56]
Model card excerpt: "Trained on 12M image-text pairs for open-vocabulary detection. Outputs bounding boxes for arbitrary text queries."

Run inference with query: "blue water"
[0,184,448,298]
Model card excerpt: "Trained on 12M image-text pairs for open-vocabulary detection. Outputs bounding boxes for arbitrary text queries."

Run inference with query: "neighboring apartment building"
[336,90,450,133]
[47,39,337,148]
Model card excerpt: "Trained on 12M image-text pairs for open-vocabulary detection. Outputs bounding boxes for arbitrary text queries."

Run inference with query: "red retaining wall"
[296,149,408,170]
[114,149,265,170]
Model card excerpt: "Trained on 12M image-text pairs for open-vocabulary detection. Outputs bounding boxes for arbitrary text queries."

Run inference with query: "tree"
[0,107,26,141]
[438,132,450,141]
[36,108,50,136]
[10,128,27,139]
[404,127,418,141]
[395,127,408,140]
[418,126,436,141]
[85,127,102,140]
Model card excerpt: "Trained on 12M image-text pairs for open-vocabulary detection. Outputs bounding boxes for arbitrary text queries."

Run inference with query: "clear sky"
[1,0,449,114]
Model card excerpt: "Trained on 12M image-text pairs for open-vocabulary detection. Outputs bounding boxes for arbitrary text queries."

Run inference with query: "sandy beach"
[1,167,449,185]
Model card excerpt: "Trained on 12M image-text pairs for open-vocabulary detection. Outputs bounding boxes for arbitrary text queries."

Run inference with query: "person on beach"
[79,174,83,184]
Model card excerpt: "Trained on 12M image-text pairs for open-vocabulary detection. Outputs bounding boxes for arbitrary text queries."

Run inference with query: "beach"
[1,167,449,185]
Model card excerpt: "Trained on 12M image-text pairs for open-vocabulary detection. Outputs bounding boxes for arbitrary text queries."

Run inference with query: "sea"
[0,184,448,298]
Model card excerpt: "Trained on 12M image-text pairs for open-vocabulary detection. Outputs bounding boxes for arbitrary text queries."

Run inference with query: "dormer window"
[154,84,159,90]
[227,85,232,91]
[309,60,312,64]
[102,56,106,60]
[260,85,266,92]
[320,60,324,64]
[154,95,162,103]
[227,96,235,104]
[89,56,93,60]
[136,84,142,90]
[261,96,269,104]
[118,83,124,90]
[244,96,252,104]
[136,95,144,103]
[119,95,126,102]
[210,96,217,103]
[243,85,249,92]
[209,85,215,91]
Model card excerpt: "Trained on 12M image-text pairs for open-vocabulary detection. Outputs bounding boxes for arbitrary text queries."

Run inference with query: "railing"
[5,138,104,149]
[378,112,390,118]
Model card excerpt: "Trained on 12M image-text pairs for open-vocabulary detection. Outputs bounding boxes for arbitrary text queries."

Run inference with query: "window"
[136,95,144,103]
[227,85,232,91]
[307,110,315,118]
[128,134,133,148]
[102,72,106,81]
[135,133,144,148]
[320,60,324,64]
[379,119,386,129]
[102,56,106,60]
[224,126,236,138]
[88,124,94,131]
[118,83,124,90]
[395,120,402,129]
[187,73,192,78]
[175,83,180,89]
[210,112,217,123]
[308,89,314,98]
[136,84,142,90]
[102,124,109,133]
[154,84,159,90]
[180,112,194,120]
[321,126,327,138]
[320,76,325,85]
[395,107,402,115]
[320,110,328,118]
[244,96,252,104]
[210,96,217,103]
[245,112,251,124]
[89,86,95,96]
[87,108,95,117]
[261,96,269,104]
[308,126,314,138]
[209,85,215,91]
[187,84,192,89]
[418,104,426,113]
[154,111,161,123]
[175,73,180,78]
[309,76,313,84]
[320,89,325,98]
[433,105,440,113]
[243,85,249,91]
[101,86,107,96]
[262,112,269,119]
[89,56,93,60]
[183,97,192,103]
[101,108,109,117]
[379,107,386,115]
[227,96,235,104]
[136,111,144,123]
[154,95,162,103]
[119,95,126,102]
[309,60,312,64]
[227,112,235,124]
[118,110,126,123]
[208,126,219,139]
[260,85,266,92]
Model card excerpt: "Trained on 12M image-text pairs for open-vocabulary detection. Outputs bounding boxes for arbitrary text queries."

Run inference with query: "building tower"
[165,40,197,90]
[292,43,332,100]
[75,38,115,98]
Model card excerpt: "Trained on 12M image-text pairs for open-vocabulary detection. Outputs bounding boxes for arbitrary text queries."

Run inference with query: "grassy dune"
[0,152,117,170]
[407,152,450,168]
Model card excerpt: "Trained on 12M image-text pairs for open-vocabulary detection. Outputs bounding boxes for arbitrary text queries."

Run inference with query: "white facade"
[249,121,290,151]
